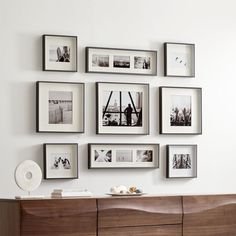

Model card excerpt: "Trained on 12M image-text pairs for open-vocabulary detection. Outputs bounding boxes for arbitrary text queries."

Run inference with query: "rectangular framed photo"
[166,145,197,178]
[43,35,77,72]
[164,42,195,77]
[96,82,149,135]
[36,81,84,133]
[160,86,202,135]
[44,143,78,179]
[88,143,159,169]
[86,47,157,76]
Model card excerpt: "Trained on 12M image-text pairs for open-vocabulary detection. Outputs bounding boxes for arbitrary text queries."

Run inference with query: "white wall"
[1,0,236,198]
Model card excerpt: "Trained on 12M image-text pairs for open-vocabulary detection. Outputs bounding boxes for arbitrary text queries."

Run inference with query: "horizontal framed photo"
[86,47,157,76]
[166,145,197,178]
[43,34,77,72]
[36,81,84,133]
[96,82,149,135]
[160,86,202,135]
[44,143,78,179]
[88,143,159,169]
[164,42,195,77]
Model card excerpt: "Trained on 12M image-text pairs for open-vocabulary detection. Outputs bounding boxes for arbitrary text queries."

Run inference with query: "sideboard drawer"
[20,199,97,236]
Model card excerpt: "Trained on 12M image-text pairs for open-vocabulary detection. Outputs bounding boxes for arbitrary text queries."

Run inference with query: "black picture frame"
[166,144,197,178]
[159,86,202,135]
[96,82,150,135]
[42,34,78,72]
[86,47,157,76]
[88,143,159,169]
[44,143,78,180]
[164,42,195,77]
[36,81,85,133]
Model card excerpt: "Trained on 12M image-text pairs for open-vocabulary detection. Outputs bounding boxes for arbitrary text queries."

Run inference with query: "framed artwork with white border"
[88,143,159,169]
[44,143,78,179]
[43,35,77,72]
[86,47,157,76]
[96,82,149,135]
[166,144,197,178]
[164,42,195,77]
[160,86,202,135]
[36,81,84,133]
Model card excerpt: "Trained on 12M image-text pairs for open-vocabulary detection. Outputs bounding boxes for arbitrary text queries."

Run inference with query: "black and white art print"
[88,144,159,169]
[44,143,78,179]
[43,35,77,72]
[167,145,197,178]
[86,47,157,75]
[97,82,149,134]
[160,87,202,134]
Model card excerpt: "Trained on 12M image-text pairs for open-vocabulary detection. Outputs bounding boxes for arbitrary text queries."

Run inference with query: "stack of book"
[51,189,93,198]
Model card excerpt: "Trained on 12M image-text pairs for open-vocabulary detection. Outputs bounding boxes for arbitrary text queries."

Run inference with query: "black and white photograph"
[48,91,73,124]
[44,143,78,179]
[170,95,191,126]
[43,35,77,72]
[134,56,151,69]
[88,144,159,169]
[86,47,157,75]
[167,145,197,178]
[37,81,84,133]
[160,86,202,134]
[92,54,109,67]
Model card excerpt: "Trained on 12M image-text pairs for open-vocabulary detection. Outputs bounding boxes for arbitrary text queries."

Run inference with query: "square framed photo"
[160,86,202,135]
[43,35,77,72]
[44,143,78,179]
[164,42,195,77]
[166,145,197,178]
[88,143,159,169]
[86,47,157,76]
[36,81,84,133]
[96,82,149,135]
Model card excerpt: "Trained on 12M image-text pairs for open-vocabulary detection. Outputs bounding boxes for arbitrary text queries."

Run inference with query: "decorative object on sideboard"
[96,82,150,135]
[160,86,202,134]
[164,42,195,77]
[51,189,93,198]
[14,160,44,199]
[88,143,159,169]
[166,144,197,178]
[86,47,157,76]
[42,34,77,72]
[36,81,85,133]
[108,185,145,196]
[44,143,78,179]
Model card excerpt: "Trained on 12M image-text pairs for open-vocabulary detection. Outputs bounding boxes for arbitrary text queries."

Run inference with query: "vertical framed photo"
[166,145,197,178]
[43,35,77,72]
[44,143,78,179]
[160,86,202,135]
[164,42,195,77]
[88,143,159,169]
[36,81,84,133]
[96,82,149,135]
[86,47,157,76]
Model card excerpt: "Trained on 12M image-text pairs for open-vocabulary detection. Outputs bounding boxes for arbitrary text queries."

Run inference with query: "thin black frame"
[166,144,197,178]
[96,82,150,135]
[42,34,78,72]
[36,81,85,133]
[164,42,195,77]
[44,143,79,180]
[159,86,202,135]
[86,46,157,76]
[88,143,160,169]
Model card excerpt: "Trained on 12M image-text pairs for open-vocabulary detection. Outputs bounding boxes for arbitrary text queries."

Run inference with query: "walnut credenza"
[0,194,236,236]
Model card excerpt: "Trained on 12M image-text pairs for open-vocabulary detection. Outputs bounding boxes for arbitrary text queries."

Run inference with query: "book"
[51,189,93,198]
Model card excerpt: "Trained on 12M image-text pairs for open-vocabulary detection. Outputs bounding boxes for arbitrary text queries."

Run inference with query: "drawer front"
[98,196,182,228]
[99,224,182,236]
[20,199,97,236]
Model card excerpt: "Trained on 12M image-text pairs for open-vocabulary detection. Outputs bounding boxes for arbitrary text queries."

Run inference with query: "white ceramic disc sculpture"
[15,160,42,194]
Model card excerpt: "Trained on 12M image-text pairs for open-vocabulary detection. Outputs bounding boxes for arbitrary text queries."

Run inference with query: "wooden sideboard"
[0,194,236,236]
